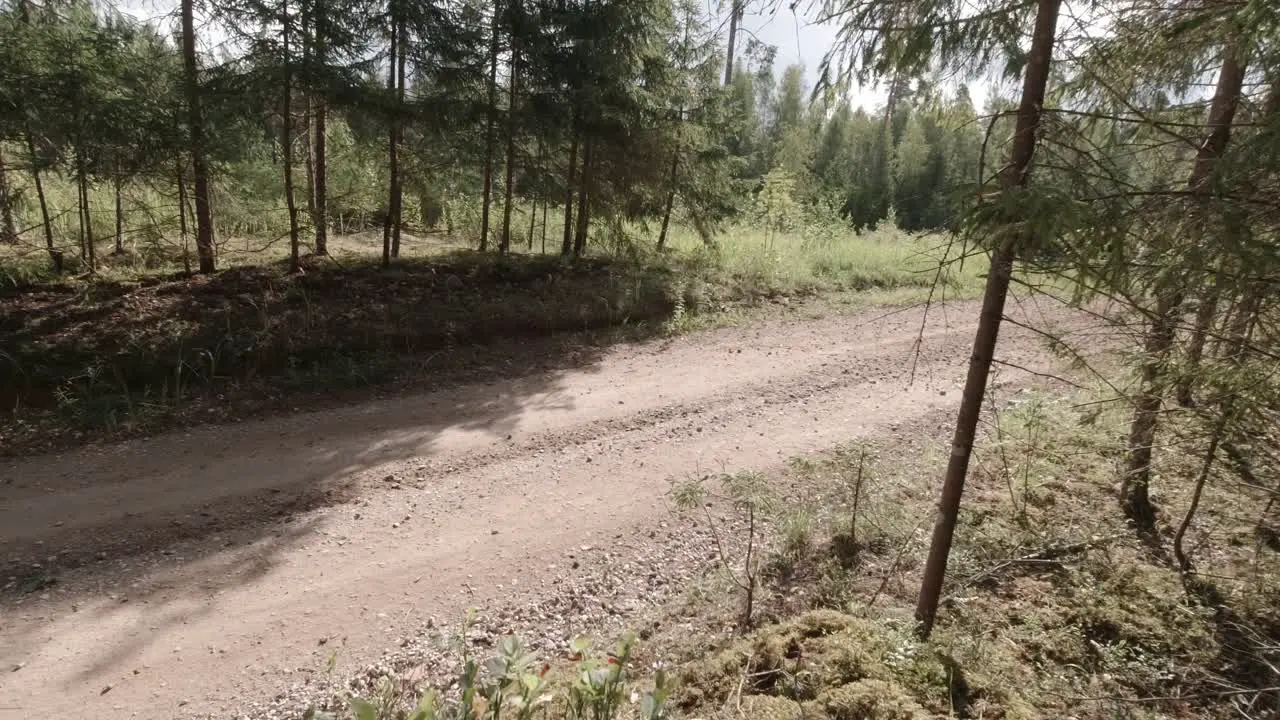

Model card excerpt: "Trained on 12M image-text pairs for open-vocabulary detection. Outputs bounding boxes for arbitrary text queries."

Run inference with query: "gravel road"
[0,295,1087,719]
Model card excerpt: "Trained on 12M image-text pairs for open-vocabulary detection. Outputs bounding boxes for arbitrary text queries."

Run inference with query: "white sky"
[118,0,990,113]
[739,3,991,112]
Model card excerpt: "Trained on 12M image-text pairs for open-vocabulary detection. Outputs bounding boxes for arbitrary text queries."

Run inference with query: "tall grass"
[1,157,982,303]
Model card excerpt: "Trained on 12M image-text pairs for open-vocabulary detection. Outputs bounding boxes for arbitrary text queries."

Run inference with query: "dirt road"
[0,295,1087,719]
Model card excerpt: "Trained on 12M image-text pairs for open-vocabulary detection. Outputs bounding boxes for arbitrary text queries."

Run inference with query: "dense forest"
[0,0,985,274]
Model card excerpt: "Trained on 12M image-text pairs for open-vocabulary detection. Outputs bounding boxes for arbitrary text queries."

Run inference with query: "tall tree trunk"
[540,196,548,255]
[572,137,593,259]
[561,131,578,256]
[657,145,680,249]
[527,198,537,251]
[302,11,317,230]
[381,1,398,267]
[723,0,740,85]
[1121,46,1248,531]
[114,176,124,254]
[177,157,191,274]
[314,97,328,255]
[1174,85,1274,408]
[25,130,55,269]
[76,151,96,271]
[657,105,683,251]
[1174,282,1259,572]
[0,149,16,243]
[390,13,405,258]
[182,0,216,273]
[914,0,1061,639]
[1176,274,1223,407]
[500,7,520,257]
[479,0,501,252]
[282,1,302,273]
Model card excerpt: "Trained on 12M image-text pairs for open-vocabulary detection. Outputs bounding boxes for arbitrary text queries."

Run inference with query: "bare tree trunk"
[572,137,593,259]
[1122,46,1248,531]
[657,146,679,249]
[0,149,16,243]
[182,0,216,273]
[540,196,547,255]
[914,0,1062,639]
[561,131,578,257]
[1174,281,1259,571]
[25,130,55,269]
[281,0,301,273]
[527,198,537,251]
[314,96,328,255]
[381,2,398,266]
[723,0,740,85]
[76,151,96,272]
[114,176,124,254]
[390,14,405,258]
[177,157,191,274]
[1176,275,1222,407]
[302,11,317,230]
[479,0,501,252]
[500,3,520,257]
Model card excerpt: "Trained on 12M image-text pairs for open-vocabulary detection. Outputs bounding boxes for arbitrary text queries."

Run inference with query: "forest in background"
[0,0,986,276]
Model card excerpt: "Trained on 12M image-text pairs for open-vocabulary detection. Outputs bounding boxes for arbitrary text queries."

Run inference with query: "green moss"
[740,695,804,720]
[807,680,929,720]
[675,611,924,716]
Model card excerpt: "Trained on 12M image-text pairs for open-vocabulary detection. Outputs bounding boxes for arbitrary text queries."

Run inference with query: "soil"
[0,294,1092,719]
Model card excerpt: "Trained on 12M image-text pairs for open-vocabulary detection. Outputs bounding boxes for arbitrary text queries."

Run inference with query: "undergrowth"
[649,387,1279,719]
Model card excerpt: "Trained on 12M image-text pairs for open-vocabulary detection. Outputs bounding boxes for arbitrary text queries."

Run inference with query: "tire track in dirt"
[0,295,1090,719]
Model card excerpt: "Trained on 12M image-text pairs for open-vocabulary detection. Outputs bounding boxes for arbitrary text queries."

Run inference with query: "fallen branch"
[944,533,1127,600]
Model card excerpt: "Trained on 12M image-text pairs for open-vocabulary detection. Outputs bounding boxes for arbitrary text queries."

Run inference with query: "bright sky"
[744,2,992,112]
[118,0,988,113]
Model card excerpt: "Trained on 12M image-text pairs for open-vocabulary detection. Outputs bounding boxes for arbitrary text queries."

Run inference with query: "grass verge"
[652,387,1280,720]
[1,227,981,455]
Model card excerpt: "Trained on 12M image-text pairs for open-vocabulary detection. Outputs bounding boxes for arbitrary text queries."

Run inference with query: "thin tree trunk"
[914,0,1062,639]
[572,137,593,259]
[500,3,520,256]
[479,0,501,252]
[314,96,328,255]
[527,198,537,252]
[1121,46,1248,531]
[723,0,740,85]
[1176,276,1222,407]
[177,157,191,274]
[657,104,683,251]
[282,1,301,273]
[114,176,124,254]
[657,150,679,250]
[1174,84,1275,408]
[540,196,547,255]
[0,149,16,243]
[302,11,317,230]
[182,0,216,273]
[382,1,397,267]
[390,13,405,257]
[76,151,96,271]
[561,131,578,256]
[1174,282,1259,572]
[25,130,55,269]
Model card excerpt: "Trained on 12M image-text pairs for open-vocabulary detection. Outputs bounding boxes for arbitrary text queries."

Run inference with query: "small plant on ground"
[670,470,776,630]
[311,632,668,720]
